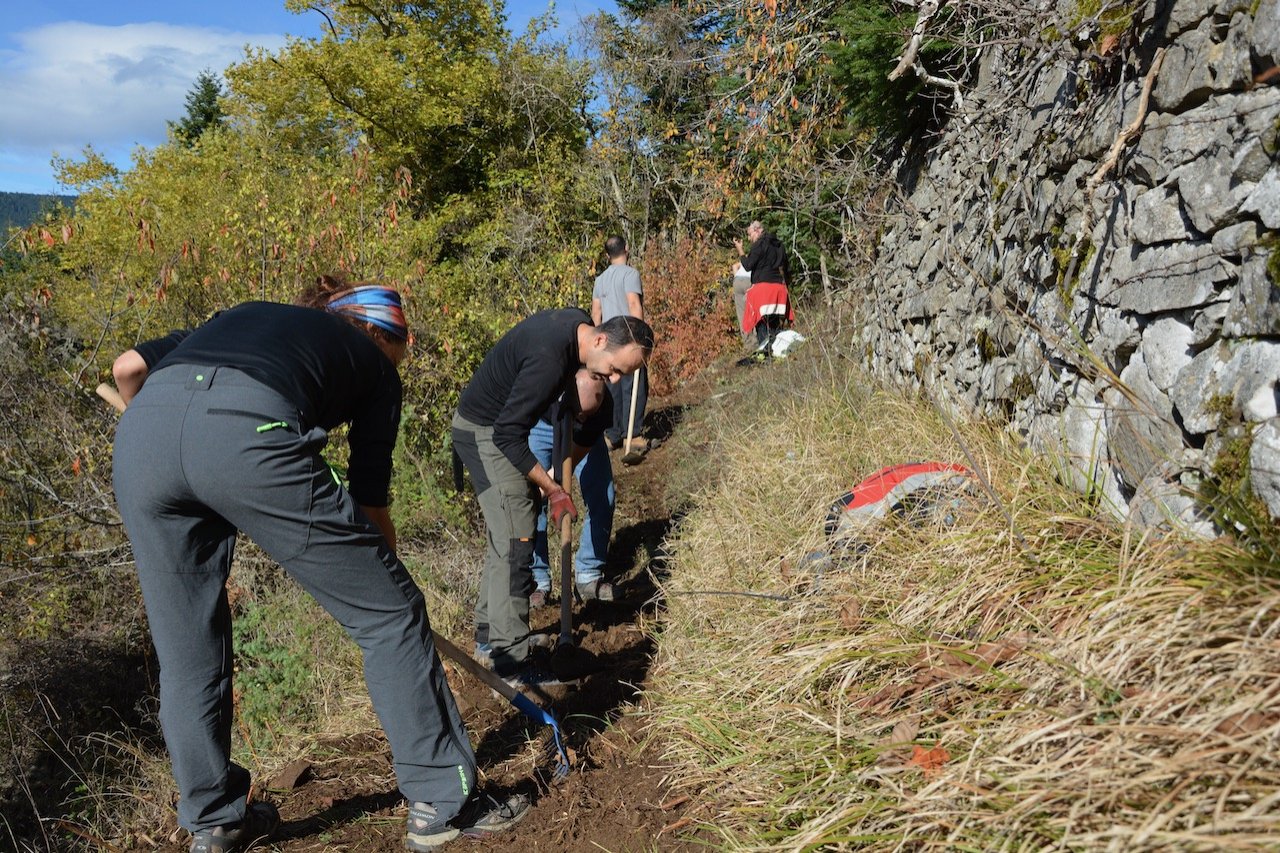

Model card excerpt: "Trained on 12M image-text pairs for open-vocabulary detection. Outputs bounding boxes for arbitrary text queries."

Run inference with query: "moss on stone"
[1260,232,1280,287]
[1071,0,1139,40]
[1010,372,1035,400]
[976,329,995,362]
[1199,394,1278,557]
[1053,239,1095,312]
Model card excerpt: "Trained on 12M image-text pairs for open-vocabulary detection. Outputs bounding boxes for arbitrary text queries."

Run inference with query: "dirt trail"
[158,399,703,852]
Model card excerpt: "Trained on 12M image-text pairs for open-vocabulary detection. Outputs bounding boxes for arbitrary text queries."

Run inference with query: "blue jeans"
[528,419,614,590]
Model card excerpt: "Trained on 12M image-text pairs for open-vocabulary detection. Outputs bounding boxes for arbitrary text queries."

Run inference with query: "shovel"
[97,382,127,413]
[620,368,646,466]
[558,454,574,649]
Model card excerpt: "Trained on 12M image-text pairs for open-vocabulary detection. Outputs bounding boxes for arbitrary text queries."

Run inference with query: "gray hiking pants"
[112,365,476,832]
[450,413,537,675]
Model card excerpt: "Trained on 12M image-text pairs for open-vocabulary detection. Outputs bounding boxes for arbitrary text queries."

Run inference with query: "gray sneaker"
[189,801,279,853]
[405,792,530,850]
[457,790,531,839]
[526,631,556,651]
[405,802,459,850]
[576,579,614,602]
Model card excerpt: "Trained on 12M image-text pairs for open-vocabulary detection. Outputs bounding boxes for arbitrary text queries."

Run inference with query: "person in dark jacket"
[110,276,526,853]
[733,221,793,354]
[452,309,653,685]
[733,220,789,286]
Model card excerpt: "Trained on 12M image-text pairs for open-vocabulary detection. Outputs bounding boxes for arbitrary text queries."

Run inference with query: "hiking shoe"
[405,801,460,850]
[498,661,563,690]
[189,801,279,853]
[576,579,614,602]
[529,588,549,609]
[456,790,531,839]
[526,631,556,651]
[474,641,493,667]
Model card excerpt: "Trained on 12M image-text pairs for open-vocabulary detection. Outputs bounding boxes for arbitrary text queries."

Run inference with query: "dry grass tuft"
[648,344,1280,850]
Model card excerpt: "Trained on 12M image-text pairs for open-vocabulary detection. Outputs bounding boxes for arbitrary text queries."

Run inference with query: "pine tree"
[170,70,226,145]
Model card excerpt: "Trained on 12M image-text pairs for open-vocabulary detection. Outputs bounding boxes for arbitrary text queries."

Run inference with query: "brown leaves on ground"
[838,597,862,631]
[876,716,950,779]
[851,631,1033,714]
[1214,711,1280,737]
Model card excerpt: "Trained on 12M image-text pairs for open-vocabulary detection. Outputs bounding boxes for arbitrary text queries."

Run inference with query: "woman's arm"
[112,349,149,403]
[359,504,397,554]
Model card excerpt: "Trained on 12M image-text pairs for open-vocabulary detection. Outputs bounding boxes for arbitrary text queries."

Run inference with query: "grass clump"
[647,341,1280,850]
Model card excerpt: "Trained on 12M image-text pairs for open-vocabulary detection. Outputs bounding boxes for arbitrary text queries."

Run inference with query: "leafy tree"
[224,1,513,209]
[170,70,227,146]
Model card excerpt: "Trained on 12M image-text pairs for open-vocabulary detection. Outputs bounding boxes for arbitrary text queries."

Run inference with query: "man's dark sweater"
[456,307,589,475]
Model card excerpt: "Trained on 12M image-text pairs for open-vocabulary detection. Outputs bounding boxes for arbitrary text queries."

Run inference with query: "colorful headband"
[326,286,409,340]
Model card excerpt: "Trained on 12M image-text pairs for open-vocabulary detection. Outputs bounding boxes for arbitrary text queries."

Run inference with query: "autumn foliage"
[639,232,740,397]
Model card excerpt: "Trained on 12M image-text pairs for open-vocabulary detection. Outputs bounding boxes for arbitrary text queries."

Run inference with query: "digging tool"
[432,632,571,779]
[558,455,574,649]
[96,382,573,778]
[621,367,645,465]
[97,382,126,413]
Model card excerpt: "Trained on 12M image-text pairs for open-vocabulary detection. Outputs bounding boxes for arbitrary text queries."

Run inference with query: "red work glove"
[547,488,578,526]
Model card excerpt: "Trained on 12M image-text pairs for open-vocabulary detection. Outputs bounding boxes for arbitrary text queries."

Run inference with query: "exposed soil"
[139,395,705,852]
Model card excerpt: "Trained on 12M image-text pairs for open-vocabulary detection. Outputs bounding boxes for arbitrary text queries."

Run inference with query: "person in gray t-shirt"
[591,235,647,453]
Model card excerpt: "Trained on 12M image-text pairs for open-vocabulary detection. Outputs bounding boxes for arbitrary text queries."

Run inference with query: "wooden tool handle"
[559,456,574,644]
[432,631,520,702]
[96,383,126,413]
[623,368,641,454]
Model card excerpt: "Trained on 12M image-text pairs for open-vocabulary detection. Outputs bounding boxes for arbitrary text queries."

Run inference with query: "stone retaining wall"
[860,0,1280,533]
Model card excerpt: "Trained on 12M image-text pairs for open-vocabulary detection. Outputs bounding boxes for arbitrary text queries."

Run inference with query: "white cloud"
[0,21,286,160]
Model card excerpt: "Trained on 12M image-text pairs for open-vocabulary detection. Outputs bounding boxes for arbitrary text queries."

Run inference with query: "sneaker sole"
[405,826,461,850]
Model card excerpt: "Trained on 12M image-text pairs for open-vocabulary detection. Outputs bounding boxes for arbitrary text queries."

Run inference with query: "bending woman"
[111,276,526,853]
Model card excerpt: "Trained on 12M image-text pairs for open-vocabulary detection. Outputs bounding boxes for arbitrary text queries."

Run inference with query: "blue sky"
[0,1,616,195]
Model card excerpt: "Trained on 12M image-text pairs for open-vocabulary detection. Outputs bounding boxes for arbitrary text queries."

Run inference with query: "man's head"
[747,221,764,242]
[572,369,606,422]
[604,235,628,261]
[581,315,654,383]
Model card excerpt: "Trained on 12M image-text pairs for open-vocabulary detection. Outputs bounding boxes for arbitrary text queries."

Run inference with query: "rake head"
[512,692,571,780]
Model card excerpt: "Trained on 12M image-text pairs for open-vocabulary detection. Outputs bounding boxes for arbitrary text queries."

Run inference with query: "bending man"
[452,309,653,684]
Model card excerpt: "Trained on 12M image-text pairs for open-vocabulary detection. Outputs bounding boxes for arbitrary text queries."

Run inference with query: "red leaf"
[910,745,950,776]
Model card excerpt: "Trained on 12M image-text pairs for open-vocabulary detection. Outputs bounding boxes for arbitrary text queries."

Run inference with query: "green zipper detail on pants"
[256,421,290,433]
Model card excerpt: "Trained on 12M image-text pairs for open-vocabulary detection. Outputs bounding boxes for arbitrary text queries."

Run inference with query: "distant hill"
[0,191,76,233]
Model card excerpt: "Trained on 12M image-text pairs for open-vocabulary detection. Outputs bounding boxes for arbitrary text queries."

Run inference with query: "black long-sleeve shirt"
[740,232,789,284]
[456,307,588,474]
[133,301,402,507]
